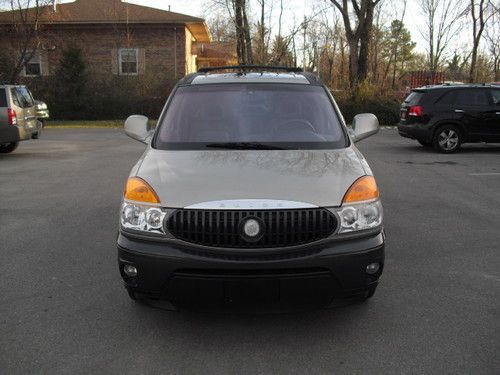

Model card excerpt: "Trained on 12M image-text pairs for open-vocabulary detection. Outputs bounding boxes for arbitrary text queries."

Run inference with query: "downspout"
[173,27,177,78]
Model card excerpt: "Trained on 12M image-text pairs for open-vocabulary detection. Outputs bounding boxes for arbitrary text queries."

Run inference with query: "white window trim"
[118,48,139,76]
[22,50,42,77]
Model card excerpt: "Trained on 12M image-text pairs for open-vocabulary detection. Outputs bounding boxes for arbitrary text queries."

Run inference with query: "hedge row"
[27,78,401,125]
[336,97,401,126]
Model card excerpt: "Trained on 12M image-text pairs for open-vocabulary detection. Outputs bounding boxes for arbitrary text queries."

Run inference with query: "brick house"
[0,0,211,79]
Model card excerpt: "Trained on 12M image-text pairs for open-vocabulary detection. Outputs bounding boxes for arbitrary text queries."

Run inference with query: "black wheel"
[433,125,462,153]
[0,142,19,154]
[417,139,431,147]
[32,131,41,139]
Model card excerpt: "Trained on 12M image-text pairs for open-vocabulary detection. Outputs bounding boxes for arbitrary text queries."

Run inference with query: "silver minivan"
[0,85,42,153]
[118,67,385,310]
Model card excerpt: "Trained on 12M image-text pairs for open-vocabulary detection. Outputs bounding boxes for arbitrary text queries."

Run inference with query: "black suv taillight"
[408,105,423,117]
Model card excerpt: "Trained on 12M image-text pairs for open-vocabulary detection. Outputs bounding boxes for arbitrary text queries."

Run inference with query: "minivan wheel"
[433,125,462,153]
[0,142,19,154]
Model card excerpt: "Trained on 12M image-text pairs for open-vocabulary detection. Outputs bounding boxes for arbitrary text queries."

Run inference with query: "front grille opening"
[166,208,337,249]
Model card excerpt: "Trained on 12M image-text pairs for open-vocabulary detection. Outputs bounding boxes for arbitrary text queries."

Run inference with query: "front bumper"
[117,231,385,310]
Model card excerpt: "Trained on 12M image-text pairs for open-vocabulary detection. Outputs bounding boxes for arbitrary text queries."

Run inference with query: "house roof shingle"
[0,0,211,42]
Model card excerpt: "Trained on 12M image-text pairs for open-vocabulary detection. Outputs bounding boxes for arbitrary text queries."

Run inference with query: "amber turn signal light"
[124,177,160,204]
[343,176,380,203]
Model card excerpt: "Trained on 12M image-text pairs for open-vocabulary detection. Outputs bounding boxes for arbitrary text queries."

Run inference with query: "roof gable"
[0,0,211,41]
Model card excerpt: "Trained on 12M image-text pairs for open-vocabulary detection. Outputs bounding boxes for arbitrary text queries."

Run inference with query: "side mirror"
[351,113,379,143]
[125,115,152,144]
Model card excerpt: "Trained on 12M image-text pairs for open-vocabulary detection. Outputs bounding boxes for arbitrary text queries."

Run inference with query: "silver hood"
[134,147,369,208]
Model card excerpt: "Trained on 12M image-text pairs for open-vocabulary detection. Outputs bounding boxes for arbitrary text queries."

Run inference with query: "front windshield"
[154,84,347,150]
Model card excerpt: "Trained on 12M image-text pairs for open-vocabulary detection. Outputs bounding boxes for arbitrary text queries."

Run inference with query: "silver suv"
[0,85,42,154]
[118,66,385,310]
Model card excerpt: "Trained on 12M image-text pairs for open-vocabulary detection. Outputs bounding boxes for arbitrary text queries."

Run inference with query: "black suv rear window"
[404,91,423,105]
[154,84,347,150]
[0,89,6,107]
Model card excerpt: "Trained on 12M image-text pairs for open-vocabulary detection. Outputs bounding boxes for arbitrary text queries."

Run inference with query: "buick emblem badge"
[240,217,265,242]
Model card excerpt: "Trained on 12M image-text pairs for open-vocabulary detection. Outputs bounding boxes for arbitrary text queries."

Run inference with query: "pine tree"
[54,45,87,119]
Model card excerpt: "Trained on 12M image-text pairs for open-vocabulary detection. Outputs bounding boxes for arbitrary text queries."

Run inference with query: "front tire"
[32,131,41,139]
[433,125,462,153]
[0,142,19,154]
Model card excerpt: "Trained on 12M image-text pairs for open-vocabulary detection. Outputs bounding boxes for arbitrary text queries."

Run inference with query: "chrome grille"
[165,209,337,249]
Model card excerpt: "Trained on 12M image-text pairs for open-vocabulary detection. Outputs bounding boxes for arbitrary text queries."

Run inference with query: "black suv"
[398,84,500,152]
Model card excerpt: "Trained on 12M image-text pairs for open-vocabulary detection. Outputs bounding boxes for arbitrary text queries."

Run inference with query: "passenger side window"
[455,89,489,106]
[436,91,456,105]
[490,89,500,105]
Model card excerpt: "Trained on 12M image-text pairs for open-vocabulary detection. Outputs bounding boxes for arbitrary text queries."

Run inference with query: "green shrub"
[336,96,401,126]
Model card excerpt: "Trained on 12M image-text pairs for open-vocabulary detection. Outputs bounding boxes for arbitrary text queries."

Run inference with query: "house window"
[119,48,138,75]
[23,51,42,76]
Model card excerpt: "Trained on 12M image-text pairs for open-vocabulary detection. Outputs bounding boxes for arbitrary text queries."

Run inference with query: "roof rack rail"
[198,65,304,74]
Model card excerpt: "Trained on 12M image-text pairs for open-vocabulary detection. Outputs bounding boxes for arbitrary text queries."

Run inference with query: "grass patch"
[45,120,158,129]
[46,120,124,128]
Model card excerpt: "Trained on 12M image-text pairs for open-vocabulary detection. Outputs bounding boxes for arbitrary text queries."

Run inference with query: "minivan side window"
[10,88,22,107]
[13,87,34,108]
[455,89,490,106]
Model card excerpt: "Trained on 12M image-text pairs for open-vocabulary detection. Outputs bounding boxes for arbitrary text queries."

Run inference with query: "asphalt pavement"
[1,129,499,374]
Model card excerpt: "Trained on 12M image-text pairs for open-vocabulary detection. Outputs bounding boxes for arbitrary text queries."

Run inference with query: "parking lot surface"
[1,129,499,374]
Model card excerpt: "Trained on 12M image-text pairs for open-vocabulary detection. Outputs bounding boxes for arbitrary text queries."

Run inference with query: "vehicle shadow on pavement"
[398,144,500,154]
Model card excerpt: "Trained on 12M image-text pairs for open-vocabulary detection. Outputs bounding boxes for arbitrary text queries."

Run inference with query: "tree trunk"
[348,40,359,87]
[468,0,488,83]
[234,0,253,65]
[469,39,480,82]
[242,0,253,64]
[234,0,246,64]
[358,4,375,83]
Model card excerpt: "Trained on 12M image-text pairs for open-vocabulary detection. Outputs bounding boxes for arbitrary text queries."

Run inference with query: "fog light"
[366,263,380,275]
[123,265,138,277]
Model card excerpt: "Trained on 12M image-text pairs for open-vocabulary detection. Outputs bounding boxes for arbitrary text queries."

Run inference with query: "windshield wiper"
[205,142,290,150]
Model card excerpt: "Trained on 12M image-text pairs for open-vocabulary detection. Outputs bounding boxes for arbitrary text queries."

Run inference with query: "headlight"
[336,175,383,234]
[120,202,170,235]
[120,177,168,236]
[336,200,383,233]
